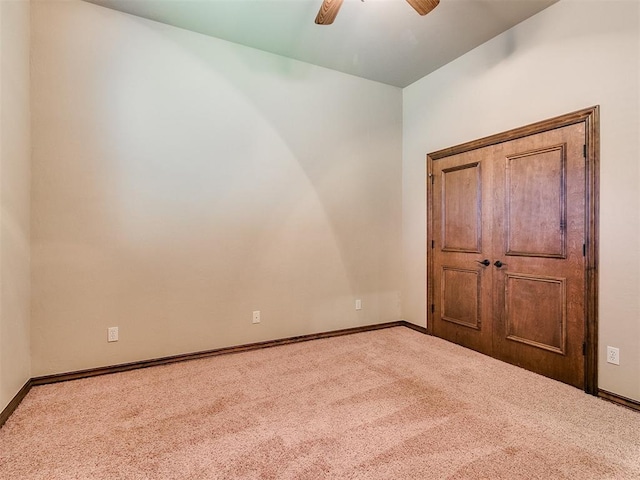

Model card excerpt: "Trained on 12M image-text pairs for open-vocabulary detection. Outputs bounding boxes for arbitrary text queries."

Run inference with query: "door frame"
[426,106,599,395]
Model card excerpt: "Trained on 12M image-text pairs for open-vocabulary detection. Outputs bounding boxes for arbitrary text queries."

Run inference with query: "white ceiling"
[84,0,559,88]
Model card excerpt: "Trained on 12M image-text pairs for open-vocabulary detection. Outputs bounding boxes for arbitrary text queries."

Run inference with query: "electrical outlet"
[355,299,362,311]
[607,346,620,365]
[252,310,261,324]
[107,326,119,342]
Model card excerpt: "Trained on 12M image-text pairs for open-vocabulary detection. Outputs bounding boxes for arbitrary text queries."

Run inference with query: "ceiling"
[84,0,559,88]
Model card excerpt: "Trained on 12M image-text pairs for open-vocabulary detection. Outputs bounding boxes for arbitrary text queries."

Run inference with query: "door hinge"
[583,144,587,158]
[583,244,586,256]
[582,342,586,356]
[431,304,435,314]
[431,240,435,249]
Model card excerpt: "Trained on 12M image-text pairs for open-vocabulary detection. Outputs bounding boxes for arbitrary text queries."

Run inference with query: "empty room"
[1,0,639,478]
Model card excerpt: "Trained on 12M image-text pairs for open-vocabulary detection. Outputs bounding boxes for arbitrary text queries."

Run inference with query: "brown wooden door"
[431,145,495,356]
[431,122,586,389]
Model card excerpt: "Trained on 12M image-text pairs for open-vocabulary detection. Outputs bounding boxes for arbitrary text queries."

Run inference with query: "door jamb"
[426,106,599,395]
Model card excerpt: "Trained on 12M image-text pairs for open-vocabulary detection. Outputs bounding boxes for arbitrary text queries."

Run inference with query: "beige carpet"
[1,327,639,479]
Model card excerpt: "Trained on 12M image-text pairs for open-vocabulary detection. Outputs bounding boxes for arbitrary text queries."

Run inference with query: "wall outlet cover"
[108,326,119,342]
[607,346,620,365]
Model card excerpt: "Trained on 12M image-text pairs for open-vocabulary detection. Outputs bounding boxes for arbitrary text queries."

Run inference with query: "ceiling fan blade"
[406,0,440,16]
[315,0,344,25]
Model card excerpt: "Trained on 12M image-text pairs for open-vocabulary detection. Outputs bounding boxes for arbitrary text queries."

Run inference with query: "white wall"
[0,0,31,412]
[30,0,402,376]
[403,0,640,401]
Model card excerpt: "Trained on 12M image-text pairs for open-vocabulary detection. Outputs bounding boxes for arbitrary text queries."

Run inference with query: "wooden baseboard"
[401,321,428,335]
[8,325,637,431]
[0,379,32,429]
[31,321,407,386]
[10,322,639,430]
[598,389,640,412]
[2,321,426,428]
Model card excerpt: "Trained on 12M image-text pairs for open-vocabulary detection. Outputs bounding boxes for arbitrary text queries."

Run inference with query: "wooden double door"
[428,119,593,389]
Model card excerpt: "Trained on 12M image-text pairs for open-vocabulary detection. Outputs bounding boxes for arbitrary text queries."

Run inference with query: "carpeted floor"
[1,327,639,479]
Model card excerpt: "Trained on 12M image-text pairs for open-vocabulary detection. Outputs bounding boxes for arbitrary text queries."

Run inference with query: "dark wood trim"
[599,390,640,412]
[401,320,429,335]
[426,106,599,395]
[0,379,32,428]
[31,322,406,386]
[426,158,434,335]
[428,106,599,161]
[583,106,600,395]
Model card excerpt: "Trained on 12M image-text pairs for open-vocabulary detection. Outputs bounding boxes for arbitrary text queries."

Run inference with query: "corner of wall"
[0,0,32,413]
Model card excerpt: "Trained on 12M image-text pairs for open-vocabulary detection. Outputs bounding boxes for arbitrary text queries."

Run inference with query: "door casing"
[426,106,599,395]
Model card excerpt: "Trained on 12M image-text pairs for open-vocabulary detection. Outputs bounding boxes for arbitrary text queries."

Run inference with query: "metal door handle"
[476,259,490,266]
[494,260,505,268]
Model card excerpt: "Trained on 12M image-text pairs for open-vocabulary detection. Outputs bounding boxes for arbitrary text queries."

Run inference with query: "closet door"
[431,145,495,356]
[491,123,586,388]
[430,121,587,389]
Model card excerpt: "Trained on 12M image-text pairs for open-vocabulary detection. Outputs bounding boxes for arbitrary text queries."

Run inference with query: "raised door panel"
[506,145,566,258]
[505,273,566,354]
[441,267,481,329]
[442,163,482,253]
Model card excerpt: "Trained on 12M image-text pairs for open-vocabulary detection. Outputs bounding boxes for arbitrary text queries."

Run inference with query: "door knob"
[494,260,505,268]
[476,259,490,266]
